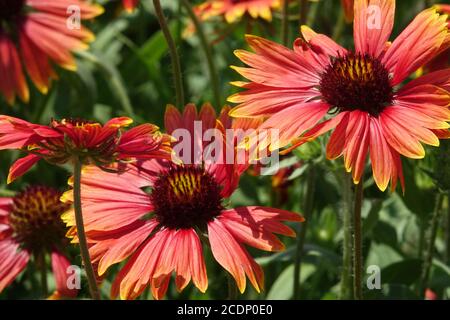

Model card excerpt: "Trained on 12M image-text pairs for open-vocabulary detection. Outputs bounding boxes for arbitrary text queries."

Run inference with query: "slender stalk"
[180,0,221,108]
[153,0,185,109]
[425,0,436,7]
[37,252,48,297]
[419,193,444,297]
[332,5,346,43]
[73,157,100,300]
[293,165,316,299]
[418,218,427,259]
[281,0,290,46]
[340,172,353,300]
[353,178,364,300]
[298,0,309,26]
[227,275,238,300]
[306,0,320,27]
[446,192,450,264]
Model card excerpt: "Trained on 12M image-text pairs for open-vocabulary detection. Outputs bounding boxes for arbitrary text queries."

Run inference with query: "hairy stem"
[180,0,221,108]
[353,178,364,300]
[73,157,100,300]
[37,252,48,297]
[282,0,290,46]
[332,5,346,43]
[227,274,238,300]
[293,165,316,299]
[340,172,353,300]
[298,0,309,26]
[446,192,450,264]
[419,193,444,297]
[153,0,185,109]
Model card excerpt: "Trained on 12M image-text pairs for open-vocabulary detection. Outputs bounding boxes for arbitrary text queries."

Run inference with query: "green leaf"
[381,259,422,285]
[366,243,403,269]
[266,263,316,300]
[362,199,382,235]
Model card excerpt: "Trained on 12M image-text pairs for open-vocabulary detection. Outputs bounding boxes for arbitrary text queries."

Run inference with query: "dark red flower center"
[9,186,70,253]
[150,166,223,230]
[320,53,394,117]
[0,0,25,21]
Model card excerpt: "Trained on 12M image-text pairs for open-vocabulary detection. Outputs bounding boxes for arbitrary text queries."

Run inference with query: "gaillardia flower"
[62,103,303,300]
[195,0,281,24]
[0,0,103,104]
[229,0,450,191]
[423,4,450,73]
[0,116,172,183]
[0,186,76,298]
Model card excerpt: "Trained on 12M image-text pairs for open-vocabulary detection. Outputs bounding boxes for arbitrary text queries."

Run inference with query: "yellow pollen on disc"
[168,171,202,199]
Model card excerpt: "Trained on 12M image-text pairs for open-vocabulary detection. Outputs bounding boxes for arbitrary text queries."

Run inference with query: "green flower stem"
[73,157,101,300]
[227,275,238,300]
[446,192,450,264]
[180,0,221,108]
[340,172,353,300]
[298,0,309,27]
[282,0,290,46]
[153,0,185,109]
[419,193,444,297]
[332,5,346,43]
[353,178,364,300]
[418,218,427,259]
[293,165,316,299]
[37,252,48,297]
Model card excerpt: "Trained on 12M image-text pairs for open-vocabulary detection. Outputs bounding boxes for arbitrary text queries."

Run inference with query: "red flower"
[0,0,103,104]
[0,186,76,298]
[423,4,450,73]
[0,116,172,183]
[62,103,303,300]
[123,0,139,12]
[341,0,354,22]
[229,0,450,192]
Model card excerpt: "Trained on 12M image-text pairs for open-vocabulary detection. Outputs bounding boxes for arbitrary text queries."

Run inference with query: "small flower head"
[0,116,172,183]
[9,186,70,253]
[0,186,76,298]
[43,117,133,165]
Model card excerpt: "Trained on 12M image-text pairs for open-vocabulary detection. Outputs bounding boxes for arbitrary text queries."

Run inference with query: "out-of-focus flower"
[422,4,450,73]
[341,0,354,22]
[229,0,450,192]
[0,116,172,183]
[425,288,438,300]
[123,0,139,12]
[0,0,103,105]
[62,103,303,300]
[195,0,281,24]
[0,186,76,298]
